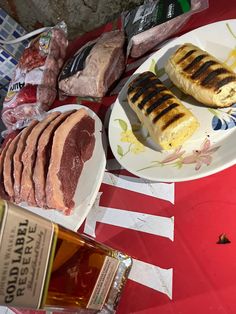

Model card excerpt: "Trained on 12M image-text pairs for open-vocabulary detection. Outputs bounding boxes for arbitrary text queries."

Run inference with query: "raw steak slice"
[3,133,21,201]
[0,139,12,200]
[33,110,75,208]
[20,111,60,206]
[13,120,38,203]
[46,109,95,214]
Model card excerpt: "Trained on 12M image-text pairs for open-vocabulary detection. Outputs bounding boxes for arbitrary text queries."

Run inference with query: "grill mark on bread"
[130,78,161,103]
[138,86,168,110]
[128,72,184,131]
[127,72,152,93]
[153,103,179,124]
[191,60,217,79]
[183,54,207,71]
[146,94,173,114]
[177,49,196,64]
[162,113,185,131]
[177,48,236,90]
[165,43,236,109]
[201,68,229,85]
[127,68,199,149]
[216,76,236,90]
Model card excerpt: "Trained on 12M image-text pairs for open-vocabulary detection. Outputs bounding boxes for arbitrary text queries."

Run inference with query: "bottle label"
[87,256,120,310]
[0,202,54,308]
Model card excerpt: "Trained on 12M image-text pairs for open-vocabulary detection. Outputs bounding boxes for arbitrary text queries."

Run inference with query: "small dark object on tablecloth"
[217,233,231,244]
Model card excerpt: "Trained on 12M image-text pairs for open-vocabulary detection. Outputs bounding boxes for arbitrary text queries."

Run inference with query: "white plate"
[109,19,236,182]
[22,104,106,230]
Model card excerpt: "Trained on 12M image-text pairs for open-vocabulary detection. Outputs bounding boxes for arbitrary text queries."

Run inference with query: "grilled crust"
[127,71,199,150]
[165,43,236,108]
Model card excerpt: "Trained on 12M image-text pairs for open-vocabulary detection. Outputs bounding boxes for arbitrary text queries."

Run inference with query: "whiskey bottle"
[0,200,132,312]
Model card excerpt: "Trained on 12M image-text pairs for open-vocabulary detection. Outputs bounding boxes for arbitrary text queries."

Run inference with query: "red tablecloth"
[7,0,236,313]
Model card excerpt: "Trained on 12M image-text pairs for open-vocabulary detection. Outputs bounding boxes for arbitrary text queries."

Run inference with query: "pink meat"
[46,109,95,214]
[0,139,12,200]
[52,28,68,59]
[42,69,57,87]
[58,58,64,69]
[37,85,57,110]
[129,14,190,58]
[3,133,21,201]
[59,30,125,98]
[48,39,61,59]
[45,55,60,75]
[20,111,60,206]
[33,110,75,208]
[13,120,38,203]
[127,0,209,58]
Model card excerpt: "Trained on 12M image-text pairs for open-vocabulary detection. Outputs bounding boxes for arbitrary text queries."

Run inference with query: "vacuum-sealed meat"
[58,30,125,98]
[1,22,68,134]
[123,0,209,58]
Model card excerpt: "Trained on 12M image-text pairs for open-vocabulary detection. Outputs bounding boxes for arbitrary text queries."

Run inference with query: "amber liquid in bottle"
[0,201,132,312]
[44,225,130,310]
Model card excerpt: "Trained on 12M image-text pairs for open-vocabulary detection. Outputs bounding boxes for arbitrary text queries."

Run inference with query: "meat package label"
[4,68,26,106]
[124,0,191,41]
[59,42,96,81]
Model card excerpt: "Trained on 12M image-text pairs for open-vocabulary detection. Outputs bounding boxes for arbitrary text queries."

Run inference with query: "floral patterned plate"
[109,19,236,182]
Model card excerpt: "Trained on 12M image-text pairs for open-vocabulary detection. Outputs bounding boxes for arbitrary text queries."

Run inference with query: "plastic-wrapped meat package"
[123,0,209,58]
[58,30,125,99]
[1,22,68,134]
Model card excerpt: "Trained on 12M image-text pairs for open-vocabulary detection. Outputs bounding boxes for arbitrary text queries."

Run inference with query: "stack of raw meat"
[0,109,95,215]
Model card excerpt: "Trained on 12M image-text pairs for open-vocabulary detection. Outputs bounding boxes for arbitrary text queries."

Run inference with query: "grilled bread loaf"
[165,43,236,108]
[127,71,199,150]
